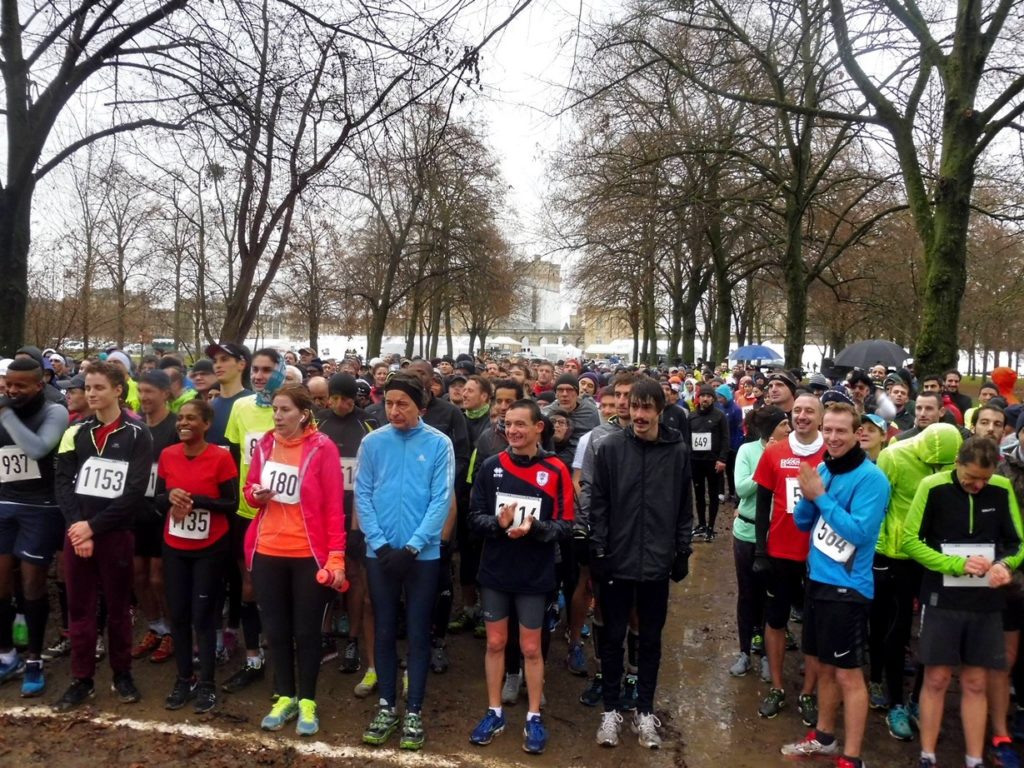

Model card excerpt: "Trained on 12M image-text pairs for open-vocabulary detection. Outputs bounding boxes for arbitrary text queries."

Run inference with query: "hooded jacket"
[875,423,963,559]
[589,424,692,581]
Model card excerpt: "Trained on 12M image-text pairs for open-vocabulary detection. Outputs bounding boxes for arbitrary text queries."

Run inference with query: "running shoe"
[596,710,623,746]
[130,630,161,659]
[990,740,1021,768]
[320,636,338,665]
[887,704,913,741]
[261,695,298,730]
[780,730,838,756]
[729,652,751,677]
[704,529,717,542]
[447,608,478,634]
[581,623,592,639]
[165,676,196,710]
[149,634,174,664]
[790,606,804,623]
[469,709,506,745]
[797,693,818,727]
[0,653,24,683]
[363,705,400,745]
[340,639,360,673]
[473,618,487,639]
[111,672,141,703]
[620,673,638,711]
[580,674,603,707]
[760,655,772,682]
[918,759,936,768]
[400,712,425,750]
[567,642,588,676]
[523,714,547,754]
[692,524,708,538]
[354,668,378,698]
[20,660,44,697]
[836,758,864,768]
[632,711,662,749]
[42,634,71,661]
[296,698,319,736]
[758,688,786,718]
[869,681,889,710]
[194,682,216,714]
[52,678,94,711]
[222,659,264,693]
[430,641,449,673]
[907,699,921,729]
[501,672,522,705]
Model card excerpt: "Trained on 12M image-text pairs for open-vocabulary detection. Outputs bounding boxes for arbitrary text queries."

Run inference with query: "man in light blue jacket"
[356,372,454,752]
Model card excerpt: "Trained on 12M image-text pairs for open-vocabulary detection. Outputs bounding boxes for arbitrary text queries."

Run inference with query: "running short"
[919,606,1005,669]
[801,596,869,669]
[763,557,806,630]
[0,501,64,566]
[480,587,546,630]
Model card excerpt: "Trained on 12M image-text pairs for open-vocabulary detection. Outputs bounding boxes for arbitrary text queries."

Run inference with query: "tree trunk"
[782,198,808,369]
[444,306,453,357]
[0,185,33,355]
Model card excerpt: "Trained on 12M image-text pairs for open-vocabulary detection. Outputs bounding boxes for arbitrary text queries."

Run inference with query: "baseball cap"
[205,342,250,362]
[191,359,214,374]
[861,413,887,433]
[58,374,86,391]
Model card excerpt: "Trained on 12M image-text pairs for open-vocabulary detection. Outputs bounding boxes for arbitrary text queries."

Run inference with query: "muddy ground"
[0,509,1004,767]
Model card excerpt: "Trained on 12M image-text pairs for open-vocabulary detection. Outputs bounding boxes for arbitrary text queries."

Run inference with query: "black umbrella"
[833,340,909,370]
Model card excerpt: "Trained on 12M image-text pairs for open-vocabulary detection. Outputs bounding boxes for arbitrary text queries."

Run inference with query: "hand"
[989,562,1012,587]
[375,544,395,571]
[168,488,192,508]
[387,547,417,579]
[331,568,347,591]
[964,554,992,577]
[507,515,533,540]
[251,485,275,504]
[67,521,93,547]
[798,462,824,501]
[670,552,690,582]
[752,554,773,577]
[73,540,94,558]
[497,502,516,529]
[169,503,190,523]
[715,461,726,474]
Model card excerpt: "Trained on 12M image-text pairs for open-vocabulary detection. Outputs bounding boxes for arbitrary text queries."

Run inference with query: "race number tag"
[261,461,301,504]
[495,492,541,527]
[692,432,712,451]
[244,432,263,462]
[941,542,996,588]
[0,446,41,483]
[785,477,803,515]
[168,508,211,540]
[812,516,855,563]
[145,463,158,498]
[340,457,357,489]
[75,457,129,499]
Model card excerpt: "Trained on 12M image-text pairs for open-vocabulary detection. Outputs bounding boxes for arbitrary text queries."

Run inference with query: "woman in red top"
[244,384,345,737]
[155,398,237,714]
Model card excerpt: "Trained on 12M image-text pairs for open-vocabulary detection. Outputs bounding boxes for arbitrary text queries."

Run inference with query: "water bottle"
[12,614,27,649]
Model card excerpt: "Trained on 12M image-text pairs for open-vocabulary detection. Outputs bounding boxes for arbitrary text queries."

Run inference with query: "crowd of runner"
[1,343,1024,767]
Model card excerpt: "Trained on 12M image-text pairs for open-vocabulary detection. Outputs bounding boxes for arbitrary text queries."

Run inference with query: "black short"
[231,514,252,562]
[801,595,869,669]
[134,513,164,559]
[919,606,1005,669]
[763,557,805,630]
[346,528,366,564]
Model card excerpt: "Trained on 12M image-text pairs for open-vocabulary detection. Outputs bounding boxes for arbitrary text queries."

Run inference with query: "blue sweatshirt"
[355,420,454,559]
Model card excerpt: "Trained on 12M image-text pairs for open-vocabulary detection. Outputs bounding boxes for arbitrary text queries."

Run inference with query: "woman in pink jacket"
[244,383,345,737]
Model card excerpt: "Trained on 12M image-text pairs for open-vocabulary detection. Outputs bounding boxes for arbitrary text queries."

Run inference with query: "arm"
[575,431,600,534]
[89,424,154,535]
[355,439,387,552]
[901,482,966,575]
[406,435,455,553]
[675,443,694,556]
[996,485,1024,571]
[191,478,240,515]
[734,444,760,503]
[529,459,575,543]
[54,425,83,525]
[754,485,773,555]
[316,440,347,573]
[0,403,67,459]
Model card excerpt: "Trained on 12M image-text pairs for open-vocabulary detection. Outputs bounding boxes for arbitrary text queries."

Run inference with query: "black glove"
[375,544,396,572]
[752,554,773,577]
[388,546,417,580]
[670,552,689,583]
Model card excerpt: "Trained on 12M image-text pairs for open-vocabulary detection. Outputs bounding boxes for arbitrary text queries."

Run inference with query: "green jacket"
[875,423,963,559]
[169,388,198,414]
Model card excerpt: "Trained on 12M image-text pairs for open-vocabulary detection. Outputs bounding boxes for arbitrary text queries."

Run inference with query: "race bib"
[244,432,263,462]
[785,477,803,515]
[812,516,855,563]
[495,491,541,527]
[692,432,711,451]
[145,463,158,498]
[168,508,211,540]
[261,461,301,504]
[942,542,996,588]
[340,457,357,489]
[0,446,41,483]
[75,456,129,499]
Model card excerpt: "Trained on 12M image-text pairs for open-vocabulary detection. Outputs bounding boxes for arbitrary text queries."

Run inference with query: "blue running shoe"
[0,653,24,683]
[470,709,506,746]
[523,714,547,754]
[20,660,44,697]
[567,643,588,676]
[990,740,1021,768]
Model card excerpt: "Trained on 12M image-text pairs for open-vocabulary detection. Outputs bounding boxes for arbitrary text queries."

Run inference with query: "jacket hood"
[909,422,963,465]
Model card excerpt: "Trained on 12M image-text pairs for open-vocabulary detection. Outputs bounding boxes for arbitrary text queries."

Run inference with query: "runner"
[467,398,573,754]
[689,384,730,542]
[245,384,346,736]
[357,372,454,751]
[0,358,68,696]
[780,402,890,768]
[53,360,153,710]
[155,399,238,713]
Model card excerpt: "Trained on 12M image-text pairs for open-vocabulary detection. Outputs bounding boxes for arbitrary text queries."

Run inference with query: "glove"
[670,552,689,583]
[752,554,773,577]
[388,546,417,580]
[375,544,396,572]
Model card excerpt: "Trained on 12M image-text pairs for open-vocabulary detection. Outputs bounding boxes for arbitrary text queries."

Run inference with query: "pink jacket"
[243,429,346,572]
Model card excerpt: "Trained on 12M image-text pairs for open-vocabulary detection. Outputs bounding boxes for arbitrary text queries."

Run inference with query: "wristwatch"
[404,545,420,557]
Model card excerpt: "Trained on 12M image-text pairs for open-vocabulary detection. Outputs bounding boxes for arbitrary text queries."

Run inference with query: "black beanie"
[555,373,579,393]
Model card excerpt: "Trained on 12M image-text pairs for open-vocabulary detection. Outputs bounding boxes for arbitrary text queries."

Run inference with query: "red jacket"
[243,428,346,572]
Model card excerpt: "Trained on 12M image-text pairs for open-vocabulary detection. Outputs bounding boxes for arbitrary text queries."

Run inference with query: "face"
[285,367,302,385]
[766,380,792,406]
[409,362,434,395]
[698,392,714,409]
[51,359,66,376]
[564,361,580,375]
[66,388,88,412]
[599,394,617,422]
[944,373,960,393]
[509,366,526,385]
[973,410,1005,442]
[751,384,764,399]
[850,380,871,402]
[272,395,309,437]
[485,362,500,379]
[492,387,518,420]
[206,389,219,402]
[138,360,156,374]
[385,390,421,430]
[550,414,571,443]
[889,384,909,407]
[190,370,214,393]
[505,406,543,451]
[922,379,941,394]
[915,396,942,428]
[822,410,858,457]
[250,355,277,393]
[979,387,998,405]
[176,403,210,444]
[537,364,554,385]
[555,382,579,410]
[791,395,822,439]
[430,379,443,397]
[870,366,886,381]
[448,382,465,406]
[212,352,246,385]
[3,369,43,405]
[137,381,169,416]
[858,423,885,454]
[769,418,791,442]
[307,378,329,409]
[579,378,596,397]
[614,384,632,421]
[438,361,453,376]
[462,379,488,410]
[299,351,313,365]
[284,351,298,366]
[85,372,122,412]
[956,460,995,494]
[373,365,389,387]
[630,398,661,440]
[340,360,358,375]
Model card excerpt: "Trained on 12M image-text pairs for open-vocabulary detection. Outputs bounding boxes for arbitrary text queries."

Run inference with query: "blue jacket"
[355,420,455,560]
[794,448,890,599]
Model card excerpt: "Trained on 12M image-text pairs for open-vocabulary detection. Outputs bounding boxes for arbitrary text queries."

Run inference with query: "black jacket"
[589,424,693,581]
[688,404,730,462]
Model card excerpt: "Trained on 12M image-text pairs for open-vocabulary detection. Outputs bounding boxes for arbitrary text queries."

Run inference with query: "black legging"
[251,553,333,700]
[868,555,921,707]
[732,536,765,655]
[692,459,722,529]
[431,544,454,640]
[163,541,226,683]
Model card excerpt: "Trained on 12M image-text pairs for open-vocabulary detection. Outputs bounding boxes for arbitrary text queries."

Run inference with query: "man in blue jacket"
[355,373,454,751]
[780,402,890,768]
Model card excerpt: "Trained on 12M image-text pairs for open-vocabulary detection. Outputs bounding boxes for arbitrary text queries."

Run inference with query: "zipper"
[298,443,322,567]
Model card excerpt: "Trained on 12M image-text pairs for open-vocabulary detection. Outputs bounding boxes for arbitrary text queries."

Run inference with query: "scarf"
[823,445,867,475]
[789,430,824,457]
[255,356,288,407]
[465,404,490,421]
